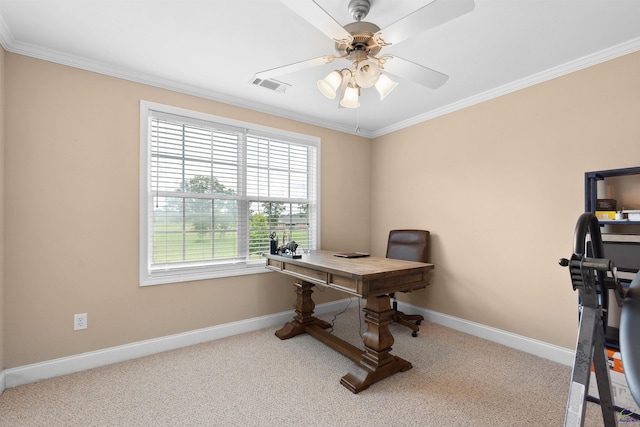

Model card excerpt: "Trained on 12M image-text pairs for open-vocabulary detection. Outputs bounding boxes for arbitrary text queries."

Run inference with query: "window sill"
[140,263,271,287]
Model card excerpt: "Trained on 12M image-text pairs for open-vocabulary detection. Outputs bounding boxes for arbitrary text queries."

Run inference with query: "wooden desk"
[265,250,434,393]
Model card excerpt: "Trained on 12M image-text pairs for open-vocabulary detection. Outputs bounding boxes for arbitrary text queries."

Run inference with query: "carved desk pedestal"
[265,251,433,393]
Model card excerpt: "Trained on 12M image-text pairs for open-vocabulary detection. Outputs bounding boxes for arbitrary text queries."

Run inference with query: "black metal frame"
[561,212,623,426]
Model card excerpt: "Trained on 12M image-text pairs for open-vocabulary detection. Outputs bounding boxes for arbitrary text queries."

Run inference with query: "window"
[140,101,320,286]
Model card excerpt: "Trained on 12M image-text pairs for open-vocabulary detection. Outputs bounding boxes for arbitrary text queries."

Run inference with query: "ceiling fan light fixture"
[317,70,343,99]
[265,0,467,113]
[354,59,381,88]
[375,74,398,100]
[340,84,360,108]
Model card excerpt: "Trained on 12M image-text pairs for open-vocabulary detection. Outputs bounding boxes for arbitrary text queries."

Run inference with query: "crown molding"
[372,36,640,138]
[0,30,370,138]
[1,13,639,140]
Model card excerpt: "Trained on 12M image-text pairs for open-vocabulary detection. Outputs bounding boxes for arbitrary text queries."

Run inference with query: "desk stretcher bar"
[265,251,434,393]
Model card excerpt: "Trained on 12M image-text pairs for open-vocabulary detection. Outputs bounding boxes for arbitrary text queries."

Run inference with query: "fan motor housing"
[335,21,383,57]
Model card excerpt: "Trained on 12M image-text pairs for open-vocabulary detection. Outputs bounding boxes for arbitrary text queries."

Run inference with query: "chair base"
[391,311,424,337]
[390,293,424,337]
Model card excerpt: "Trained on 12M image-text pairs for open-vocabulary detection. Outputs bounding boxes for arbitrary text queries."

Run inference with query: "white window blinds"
[140,101,319,286]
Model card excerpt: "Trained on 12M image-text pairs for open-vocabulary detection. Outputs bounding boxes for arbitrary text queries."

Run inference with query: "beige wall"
[3,48,639,368]
[0,45,5,372]
[371,51,640,349]
[3,53,371,367]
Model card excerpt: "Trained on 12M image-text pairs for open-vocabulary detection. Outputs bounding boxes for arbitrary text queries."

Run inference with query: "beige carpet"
[0,306,614,426]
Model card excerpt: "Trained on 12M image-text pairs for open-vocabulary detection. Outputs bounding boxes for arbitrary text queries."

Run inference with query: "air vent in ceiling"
[250,77,291,94]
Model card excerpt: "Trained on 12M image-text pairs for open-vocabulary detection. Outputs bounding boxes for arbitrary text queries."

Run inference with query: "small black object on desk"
[277,240,301,259]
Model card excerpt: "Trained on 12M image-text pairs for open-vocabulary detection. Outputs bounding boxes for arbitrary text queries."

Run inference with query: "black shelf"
[585,166,640,214]
[599,221,640,226]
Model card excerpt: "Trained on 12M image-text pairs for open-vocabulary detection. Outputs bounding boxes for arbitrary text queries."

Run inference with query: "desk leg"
[340,295,412,393]
[275,281,331,340]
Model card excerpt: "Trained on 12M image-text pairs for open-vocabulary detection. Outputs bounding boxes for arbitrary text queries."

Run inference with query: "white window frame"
[139,101,321,286]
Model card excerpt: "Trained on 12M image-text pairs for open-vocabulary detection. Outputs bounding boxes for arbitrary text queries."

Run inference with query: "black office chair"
[386,229,430,337]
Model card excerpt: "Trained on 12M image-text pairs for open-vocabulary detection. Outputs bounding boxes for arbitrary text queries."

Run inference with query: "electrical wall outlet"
[74,313,87,331]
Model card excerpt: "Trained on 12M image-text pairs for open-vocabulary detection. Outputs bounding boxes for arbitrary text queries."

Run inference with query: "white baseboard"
[4,299,352,389]
[0,369,6,395]
[397,301,575,366]
[4,299,575,390]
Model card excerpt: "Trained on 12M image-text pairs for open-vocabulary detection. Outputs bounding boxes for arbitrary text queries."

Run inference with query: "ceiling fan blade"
[376,0,475,46]
[280,0,352,42]
[254,56,334,80]
[383,56,449,89]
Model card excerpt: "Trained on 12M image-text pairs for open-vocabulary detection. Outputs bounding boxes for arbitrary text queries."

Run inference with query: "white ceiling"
[1,0,639,137]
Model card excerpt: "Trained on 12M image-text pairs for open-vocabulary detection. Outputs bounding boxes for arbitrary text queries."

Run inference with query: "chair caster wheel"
[416,320,422,326]
[411,331,418,337]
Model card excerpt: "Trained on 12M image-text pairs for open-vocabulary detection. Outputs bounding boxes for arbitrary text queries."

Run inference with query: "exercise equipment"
[560,212,625,426]
[621,272,640,413]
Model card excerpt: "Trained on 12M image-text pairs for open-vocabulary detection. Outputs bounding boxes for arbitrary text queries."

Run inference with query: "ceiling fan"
[254,0,475,108]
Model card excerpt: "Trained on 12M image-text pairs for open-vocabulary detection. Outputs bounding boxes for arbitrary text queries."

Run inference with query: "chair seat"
[386,229,430,336]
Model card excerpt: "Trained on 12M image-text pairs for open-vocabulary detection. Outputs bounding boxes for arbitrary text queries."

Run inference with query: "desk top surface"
[265,250,433,279]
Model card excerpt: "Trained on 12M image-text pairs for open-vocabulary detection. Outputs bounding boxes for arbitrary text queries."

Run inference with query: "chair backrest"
[386,230,430,263]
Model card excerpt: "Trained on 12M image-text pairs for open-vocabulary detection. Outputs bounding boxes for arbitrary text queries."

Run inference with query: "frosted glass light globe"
[354,60,380,88]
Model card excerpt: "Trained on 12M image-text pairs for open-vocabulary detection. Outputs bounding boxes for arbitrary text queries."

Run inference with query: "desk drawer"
[283,264,328,285]
[265,259,282,270]
[329,274,359,296]
[365,271,428,296]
